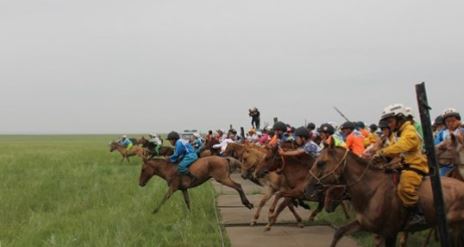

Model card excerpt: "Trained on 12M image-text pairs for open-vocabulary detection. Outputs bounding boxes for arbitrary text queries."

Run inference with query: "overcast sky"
[1,0,463,134]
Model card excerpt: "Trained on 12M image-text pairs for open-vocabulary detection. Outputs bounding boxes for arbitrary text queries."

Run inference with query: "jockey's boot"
[404,206,427,230]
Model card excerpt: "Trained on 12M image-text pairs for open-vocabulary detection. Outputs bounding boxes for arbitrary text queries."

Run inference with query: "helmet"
[122,135,127,138]
[306,122,316,130]
[327,121,338,130]
[356,121,366,129]
[434,115,444,125]
[381,103,407,120]
[273,121,287,132]
[167,131,180,141]
[193,132,201,138]
[442,108,461,121]
[318,123,335,135]
[340,121,355,130]
[369,124,378,132]
[294,126,310,138]
[378,119,389,129]
[229,129,237,134]
[405,107,414,118]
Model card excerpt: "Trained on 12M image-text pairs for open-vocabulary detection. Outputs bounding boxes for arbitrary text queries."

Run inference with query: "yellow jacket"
[379,121,429,173]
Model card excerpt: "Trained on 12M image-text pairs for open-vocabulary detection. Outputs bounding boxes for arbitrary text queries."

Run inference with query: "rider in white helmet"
[376,103,429,228]
[435,108,464,176]
[148,133,162,146]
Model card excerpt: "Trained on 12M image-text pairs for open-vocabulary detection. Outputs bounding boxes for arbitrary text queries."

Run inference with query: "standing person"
[340,121,365,157]
[166,131,198,182]
[249,107,261,130]
[435,108,464,176]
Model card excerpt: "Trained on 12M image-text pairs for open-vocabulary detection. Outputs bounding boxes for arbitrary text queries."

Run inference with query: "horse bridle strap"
[309,149,349,186]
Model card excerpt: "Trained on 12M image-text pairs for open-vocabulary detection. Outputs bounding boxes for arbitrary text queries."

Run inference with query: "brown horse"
[254,145,351,231]
[139,156,254,213]
[200,138,221,157]
[137,137,174,158]
[223,143,305,227]
[109,141,146,163]
[305,145,464,247]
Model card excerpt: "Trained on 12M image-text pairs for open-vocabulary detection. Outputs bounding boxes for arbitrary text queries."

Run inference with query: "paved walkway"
[213,174,358,247]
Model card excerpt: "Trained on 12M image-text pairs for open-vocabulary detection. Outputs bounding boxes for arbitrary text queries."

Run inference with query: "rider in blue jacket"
[166,131,199,182]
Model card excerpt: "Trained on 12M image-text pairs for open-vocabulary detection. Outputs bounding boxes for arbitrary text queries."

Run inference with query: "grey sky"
[1,0,463,134]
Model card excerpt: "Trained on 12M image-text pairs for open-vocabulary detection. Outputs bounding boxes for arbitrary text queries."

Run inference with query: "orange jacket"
[346,132,365,157]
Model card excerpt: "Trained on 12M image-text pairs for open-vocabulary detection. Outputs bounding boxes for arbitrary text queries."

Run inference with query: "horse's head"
[138,137,148,145]
[436,132,464,166]
[254,146,282,178]
[139,159,157,187]
[109,141,118,152]
[304,141,348,198]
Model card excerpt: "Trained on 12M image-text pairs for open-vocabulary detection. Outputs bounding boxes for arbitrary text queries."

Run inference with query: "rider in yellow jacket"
[376,104,429,222]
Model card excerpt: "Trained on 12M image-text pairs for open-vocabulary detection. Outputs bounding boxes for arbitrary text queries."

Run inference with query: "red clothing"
[346,131,365,157]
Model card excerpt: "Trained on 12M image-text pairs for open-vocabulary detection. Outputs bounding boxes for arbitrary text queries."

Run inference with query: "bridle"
[308,149,372,187]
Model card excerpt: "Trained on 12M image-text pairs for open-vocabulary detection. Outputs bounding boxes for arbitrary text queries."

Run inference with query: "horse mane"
[333,147,386,171]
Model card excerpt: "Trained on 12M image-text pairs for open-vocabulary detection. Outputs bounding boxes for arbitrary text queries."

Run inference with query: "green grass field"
[0,135,228,247]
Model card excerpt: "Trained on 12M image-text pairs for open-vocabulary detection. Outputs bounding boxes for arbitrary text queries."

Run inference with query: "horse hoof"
[264,226,271,232]
[247,203,254,209]
[250,221,257,227]
[298,223,304,228]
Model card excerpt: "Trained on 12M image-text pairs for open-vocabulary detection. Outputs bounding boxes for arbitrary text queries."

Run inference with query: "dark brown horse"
[305,145,464,247]
[109,141,146,163]
[139,156,254,213]
[137,137,174,158]
[200,138,221,157]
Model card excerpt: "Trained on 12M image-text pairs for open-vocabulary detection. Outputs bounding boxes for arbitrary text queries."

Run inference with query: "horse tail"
[225,157,242,174]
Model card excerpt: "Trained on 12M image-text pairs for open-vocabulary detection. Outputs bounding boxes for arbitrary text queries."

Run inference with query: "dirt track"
[213,174,359,247]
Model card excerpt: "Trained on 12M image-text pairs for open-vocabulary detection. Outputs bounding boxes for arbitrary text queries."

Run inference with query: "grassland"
[0,135,228,247]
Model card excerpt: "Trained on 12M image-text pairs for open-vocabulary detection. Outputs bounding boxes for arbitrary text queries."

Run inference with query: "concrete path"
[213,174,359,247]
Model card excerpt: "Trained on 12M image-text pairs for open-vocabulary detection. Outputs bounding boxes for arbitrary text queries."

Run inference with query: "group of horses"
[110,134,464,247]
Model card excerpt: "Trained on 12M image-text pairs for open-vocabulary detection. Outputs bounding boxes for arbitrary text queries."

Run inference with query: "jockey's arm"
[169,141,184,163]
[380,129,419,157]
[278,147,304,157]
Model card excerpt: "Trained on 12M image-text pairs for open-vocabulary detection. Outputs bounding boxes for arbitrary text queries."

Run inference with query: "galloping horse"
[109,141,146,163]
[255,145,350,231]
[305,144,464,247]
[223,143,305,227]
[139,156,254,213]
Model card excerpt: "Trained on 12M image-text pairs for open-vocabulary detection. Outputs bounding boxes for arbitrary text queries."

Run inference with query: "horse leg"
[287,201,304,228]
[217,177,253,209]
[330,220,361,247]
[399,232,408,247]
[308,200,324,222]
[182,189,191,211]
[269,192,283,216]
[340,201,351,220]
[422,228,434,247]
[265,198,290,231]
[153,186,177,214]
[251,187,275,226]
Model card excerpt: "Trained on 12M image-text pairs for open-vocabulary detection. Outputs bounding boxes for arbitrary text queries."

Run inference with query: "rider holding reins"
[374,104,429,227]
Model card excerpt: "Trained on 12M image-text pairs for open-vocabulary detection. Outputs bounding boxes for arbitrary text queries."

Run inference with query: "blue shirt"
[120,138,132,147]
[435,128,464,145]
[169,139,195,163]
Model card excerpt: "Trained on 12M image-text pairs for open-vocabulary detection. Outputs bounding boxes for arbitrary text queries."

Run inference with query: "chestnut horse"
[139,156,254,213]
[109,141,146,163]
[254,145,350,231]
[305,146,464,247]
[223,143,305,227]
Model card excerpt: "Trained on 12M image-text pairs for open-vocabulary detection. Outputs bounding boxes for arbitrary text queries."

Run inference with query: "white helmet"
[381,104,406,120]
[193,132,201,138]
[122,135,127,138]
[404,107,415,118]
[442,108,461,121]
